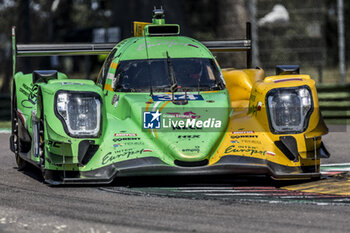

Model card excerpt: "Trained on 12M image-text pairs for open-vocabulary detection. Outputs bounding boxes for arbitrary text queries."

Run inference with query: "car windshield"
[114,58,224,92]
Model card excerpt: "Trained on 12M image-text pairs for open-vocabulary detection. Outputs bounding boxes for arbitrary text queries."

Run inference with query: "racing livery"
[10,9,330,184]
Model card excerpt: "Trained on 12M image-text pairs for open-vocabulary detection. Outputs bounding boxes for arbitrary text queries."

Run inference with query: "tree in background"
[0,0,348,94]
[0,0,17,94]
[216,0,248,68]
[111,0,188,39]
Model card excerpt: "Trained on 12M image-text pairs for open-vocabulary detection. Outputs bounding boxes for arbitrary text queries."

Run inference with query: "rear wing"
[12,23,252,76]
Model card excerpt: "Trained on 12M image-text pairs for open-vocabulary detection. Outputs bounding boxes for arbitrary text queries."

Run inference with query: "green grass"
[324,119,349,125]
[0,121,11,129]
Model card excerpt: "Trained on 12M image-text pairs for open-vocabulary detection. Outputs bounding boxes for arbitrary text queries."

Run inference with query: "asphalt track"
[0,126,350,233]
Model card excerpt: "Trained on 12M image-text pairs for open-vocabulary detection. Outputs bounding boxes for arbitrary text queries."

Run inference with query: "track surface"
[1,127,350,233]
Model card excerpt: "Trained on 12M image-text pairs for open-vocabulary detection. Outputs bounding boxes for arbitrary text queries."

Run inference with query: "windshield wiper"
[166,51,178,94]
[166,51,187,105]
[143,34,153,97]
[166,52,188,105]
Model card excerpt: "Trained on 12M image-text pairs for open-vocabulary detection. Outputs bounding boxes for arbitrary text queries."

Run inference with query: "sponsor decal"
[163,118,221,129]
[143,110,221,130]
[238,145,258,149]
[231,140,240,143]
[232,131,255,134]
[178,135,200,139]
[28,84,38,103]
[143,110,162,129]
[111,95,119,108]
[224,145,267,156]
[114,133,137,137]
[143,149,152,152]
[248,102,263,115]
[249,94,256,102]
[240,139,262,144]
[124,142,145,146]
[19,88,30,98]
[231,135,258,139]
[273,78,302,83]
[165,111,200,119]
[182,146,200,153]
[20,84,38,108]
[102,148,145,165]
[152,94,204,101]
[106,73,115,81]
[113,137,140,142]
[113,143,122,148]
[257,102,262,111]
[266,151,275,156]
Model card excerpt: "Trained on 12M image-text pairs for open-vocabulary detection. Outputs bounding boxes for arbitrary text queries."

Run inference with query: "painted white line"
[316,202,331,206]
[205,193,267,196]
[0,129,11,134]
[321,168,350,172]
[177,187,233,190]
[279,196,319,199]
[179,190,240,193]
[320,171,345,175]
[268,200,285,204]
[321,163,350,167]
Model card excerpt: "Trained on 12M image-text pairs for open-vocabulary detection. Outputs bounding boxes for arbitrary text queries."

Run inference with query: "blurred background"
[0,0,349,123]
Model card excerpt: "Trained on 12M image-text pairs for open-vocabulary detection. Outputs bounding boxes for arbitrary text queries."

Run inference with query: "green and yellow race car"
[10,9,330,185]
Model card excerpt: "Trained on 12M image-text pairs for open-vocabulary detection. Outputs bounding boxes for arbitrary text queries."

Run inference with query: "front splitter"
[45,155,321,185]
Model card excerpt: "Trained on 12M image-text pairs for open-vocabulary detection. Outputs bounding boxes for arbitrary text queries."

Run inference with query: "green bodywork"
[13,21,232,181]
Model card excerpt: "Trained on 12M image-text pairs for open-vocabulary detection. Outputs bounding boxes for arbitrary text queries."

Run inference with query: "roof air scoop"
[141,7,180,36]
[276,65,300,75]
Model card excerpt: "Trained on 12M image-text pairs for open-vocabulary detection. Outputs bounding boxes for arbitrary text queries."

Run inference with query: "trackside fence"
[316,83,350,122]
[0,86,349,122]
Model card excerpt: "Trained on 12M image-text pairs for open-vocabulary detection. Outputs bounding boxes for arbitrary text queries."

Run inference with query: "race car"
[10,8,330,185]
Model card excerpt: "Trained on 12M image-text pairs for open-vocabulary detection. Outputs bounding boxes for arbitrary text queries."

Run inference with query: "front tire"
[12,85,28,171]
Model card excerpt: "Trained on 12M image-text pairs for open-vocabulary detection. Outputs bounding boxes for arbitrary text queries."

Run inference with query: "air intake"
[146,25,180,36]
[276,65,300,75]
[174,159,209,167]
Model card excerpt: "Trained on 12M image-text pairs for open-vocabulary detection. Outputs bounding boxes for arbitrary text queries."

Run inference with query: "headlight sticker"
[266,86,313,134]
[56,92,101,137]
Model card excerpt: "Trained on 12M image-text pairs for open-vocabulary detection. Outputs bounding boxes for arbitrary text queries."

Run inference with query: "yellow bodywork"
[133,21,151,37]
[210,68,328,179]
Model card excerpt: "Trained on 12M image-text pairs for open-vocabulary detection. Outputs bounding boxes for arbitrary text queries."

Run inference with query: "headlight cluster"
[56,92,101,137]
[267,86,313,134]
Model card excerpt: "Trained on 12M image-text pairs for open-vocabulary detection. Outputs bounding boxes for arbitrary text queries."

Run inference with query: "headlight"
[267,86,313,134]
[56,92,101,137]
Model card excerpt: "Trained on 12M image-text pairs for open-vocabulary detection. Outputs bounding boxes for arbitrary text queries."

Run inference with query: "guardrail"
[317,83,350,121]
[0,84,349,122]
[0,94,10,121]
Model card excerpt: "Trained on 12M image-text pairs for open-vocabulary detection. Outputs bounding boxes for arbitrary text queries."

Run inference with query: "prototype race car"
[10,9,330,184]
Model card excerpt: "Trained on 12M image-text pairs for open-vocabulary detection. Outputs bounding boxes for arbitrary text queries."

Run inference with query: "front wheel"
[12,91,29,171]
[12,107,28,171]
